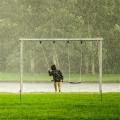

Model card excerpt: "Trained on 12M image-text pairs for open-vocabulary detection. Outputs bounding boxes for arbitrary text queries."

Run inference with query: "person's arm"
[48,68,53,76]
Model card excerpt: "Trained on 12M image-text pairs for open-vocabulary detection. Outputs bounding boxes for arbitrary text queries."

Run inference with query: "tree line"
[0,0,120,74]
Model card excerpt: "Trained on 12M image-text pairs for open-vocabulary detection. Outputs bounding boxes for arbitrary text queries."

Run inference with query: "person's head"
[51,64,56,70]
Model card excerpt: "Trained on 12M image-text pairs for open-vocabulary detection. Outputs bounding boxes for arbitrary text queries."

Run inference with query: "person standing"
[48,65,63,92]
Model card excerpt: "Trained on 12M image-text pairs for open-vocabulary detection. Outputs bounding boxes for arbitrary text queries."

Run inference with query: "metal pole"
[99,40,103,101]
[20,40,23,102]
[20,38,103,41]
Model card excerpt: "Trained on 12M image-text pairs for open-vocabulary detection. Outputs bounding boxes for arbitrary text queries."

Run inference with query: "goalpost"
[19,38,103,101]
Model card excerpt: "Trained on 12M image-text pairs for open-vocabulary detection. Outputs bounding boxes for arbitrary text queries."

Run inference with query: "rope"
[52,42,60,69]
[79,41,83,82]
[40,41,49,68]
[67,41,71,82]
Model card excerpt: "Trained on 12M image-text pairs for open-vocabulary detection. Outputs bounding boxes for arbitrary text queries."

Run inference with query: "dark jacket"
[48,69,63,82]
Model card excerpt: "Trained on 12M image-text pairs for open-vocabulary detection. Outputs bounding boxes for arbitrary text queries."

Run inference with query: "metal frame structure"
[19,38,103,101]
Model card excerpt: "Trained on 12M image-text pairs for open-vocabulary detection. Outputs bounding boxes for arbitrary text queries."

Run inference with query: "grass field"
[0,93,119,120]
[0,72,120,82]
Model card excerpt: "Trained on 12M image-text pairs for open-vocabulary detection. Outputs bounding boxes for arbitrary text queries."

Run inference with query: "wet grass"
[0,72,120,82]
[0,93,119,120]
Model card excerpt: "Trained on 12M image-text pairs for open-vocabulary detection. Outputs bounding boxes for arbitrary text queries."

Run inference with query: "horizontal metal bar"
[19,38,103,41]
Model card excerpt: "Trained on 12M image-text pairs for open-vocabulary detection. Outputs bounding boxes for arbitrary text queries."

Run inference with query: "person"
[48,64,63,92]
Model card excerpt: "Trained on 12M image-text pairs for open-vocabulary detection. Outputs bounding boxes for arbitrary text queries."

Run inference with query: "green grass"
[0,93,119,120]
[0,72,120,82]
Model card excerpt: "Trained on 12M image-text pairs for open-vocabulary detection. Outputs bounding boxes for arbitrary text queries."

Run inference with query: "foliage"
[0,0,120,75]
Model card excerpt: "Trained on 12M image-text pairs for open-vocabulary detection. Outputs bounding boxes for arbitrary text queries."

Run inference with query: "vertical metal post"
[99,40,103,101]
[20,40,23,102]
